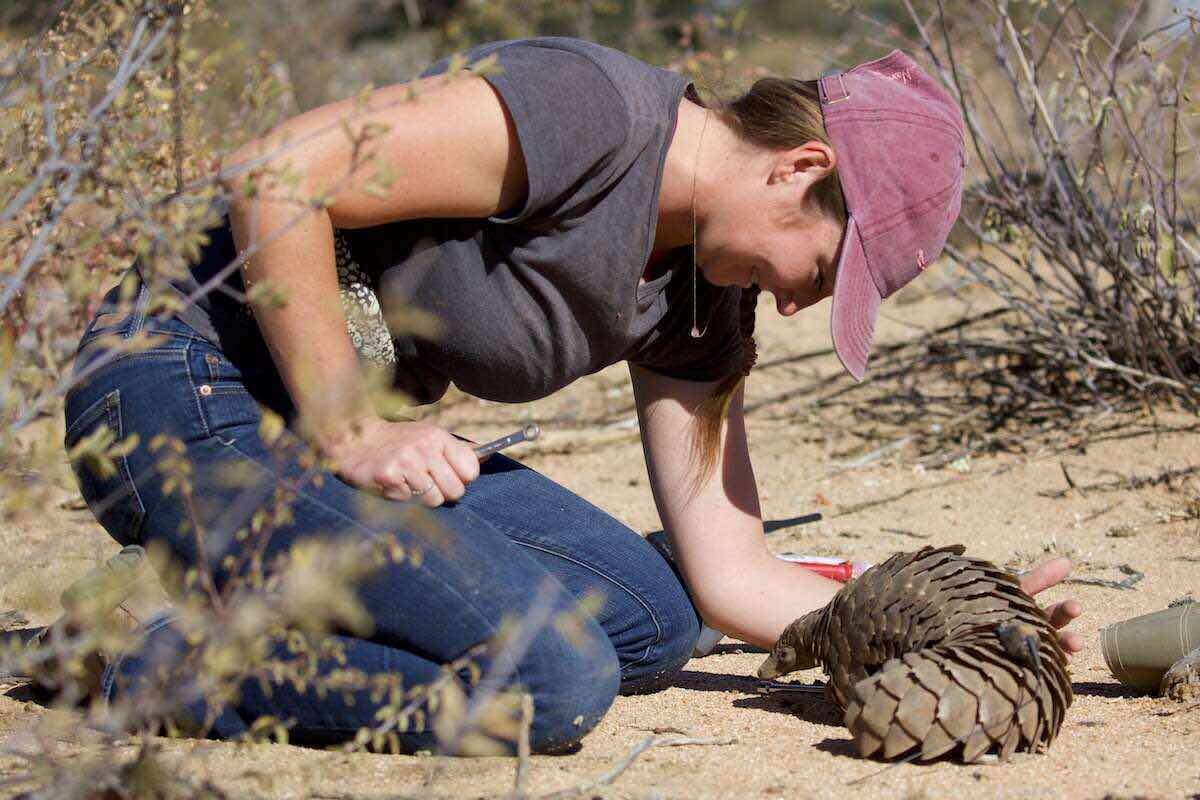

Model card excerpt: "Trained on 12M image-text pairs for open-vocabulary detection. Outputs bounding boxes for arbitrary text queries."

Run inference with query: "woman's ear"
[772,140,836,185]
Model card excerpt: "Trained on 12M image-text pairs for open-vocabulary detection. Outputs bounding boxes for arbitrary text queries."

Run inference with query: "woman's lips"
[775,292,799,316]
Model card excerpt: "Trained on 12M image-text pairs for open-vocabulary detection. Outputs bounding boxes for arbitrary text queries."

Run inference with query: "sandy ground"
[2,266,1199,798]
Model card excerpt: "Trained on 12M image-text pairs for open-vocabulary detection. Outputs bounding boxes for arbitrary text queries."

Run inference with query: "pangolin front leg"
[995,620,1042,675]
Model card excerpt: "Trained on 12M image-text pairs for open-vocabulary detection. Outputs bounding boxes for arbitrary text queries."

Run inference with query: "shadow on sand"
[669,668,843,728]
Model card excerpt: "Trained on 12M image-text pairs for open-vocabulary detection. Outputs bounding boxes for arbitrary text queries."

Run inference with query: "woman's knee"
[522,617,620,752]
[620,575,701,694]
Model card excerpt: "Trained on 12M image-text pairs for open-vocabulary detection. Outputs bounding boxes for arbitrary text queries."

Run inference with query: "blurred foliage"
[0,0,1195,794]
[0,0,763,792]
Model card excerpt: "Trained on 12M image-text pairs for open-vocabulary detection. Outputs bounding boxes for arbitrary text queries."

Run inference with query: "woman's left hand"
[1017,556,1085,657]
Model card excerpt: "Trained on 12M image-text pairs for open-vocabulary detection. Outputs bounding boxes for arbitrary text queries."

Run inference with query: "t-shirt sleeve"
[632,283,747,383]
[419,41,631,226]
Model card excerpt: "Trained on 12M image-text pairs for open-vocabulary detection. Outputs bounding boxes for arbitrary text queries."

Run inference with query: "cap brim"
[829,216,881,382]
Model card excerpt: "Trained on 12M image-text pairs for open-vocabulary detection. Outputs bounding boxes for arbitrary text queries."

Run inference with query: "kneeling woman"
[60,36,1083,752]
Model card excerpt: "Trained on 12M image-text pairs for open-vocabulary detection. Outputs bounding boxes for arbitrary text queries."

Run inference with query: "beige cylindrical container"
[1100,602,1200,692]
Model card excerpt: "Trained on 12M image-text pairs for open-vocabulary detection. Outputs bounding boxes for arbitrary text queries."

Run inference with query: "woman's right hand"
[316,416,480,507]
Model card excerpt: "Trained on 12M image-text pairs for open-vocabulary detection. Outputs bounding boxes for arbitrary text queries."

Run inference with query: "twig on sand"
[831,464,1016,518]
[535,735,737,800]
[1154,701,1200,717]
[881,528,931,539]
[828,434,916,473]
[1059,461,1080,495]
[1065,563,1144,591]
[1038,465,1200,499]
[1078,501,1123,525]
[634,725,691,735]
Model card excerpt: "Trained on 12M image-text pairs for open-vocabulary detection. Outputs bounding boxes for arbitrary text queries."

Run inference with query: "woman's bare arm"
[630,364,841,648]
[217,72,528,449]
[631,364,1086,654]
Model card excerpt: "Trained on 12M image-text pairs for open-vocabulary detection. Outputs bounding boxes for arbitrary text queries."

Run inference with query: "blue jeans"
[63,274,700,753]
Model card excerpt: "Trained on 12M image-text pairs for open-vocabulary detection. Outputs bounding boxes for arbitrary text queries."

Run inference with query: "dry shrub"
[0,1,543,793]
[761,1,1198,466]
[0,1,755,795]
[920,0,1199,414]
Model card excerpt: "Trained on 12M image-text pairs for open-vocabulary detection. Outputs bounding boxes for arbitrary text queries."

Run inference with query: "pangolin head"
[757,613,823,679]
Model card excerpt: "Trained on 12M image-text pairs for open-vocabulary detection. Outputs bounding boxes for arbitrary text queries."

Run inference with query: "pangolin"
[759,544,1073,763]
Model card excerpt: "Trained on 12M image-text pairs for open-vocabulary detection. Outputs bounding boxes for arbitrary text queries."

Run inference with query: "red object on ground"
[777,555,872,583]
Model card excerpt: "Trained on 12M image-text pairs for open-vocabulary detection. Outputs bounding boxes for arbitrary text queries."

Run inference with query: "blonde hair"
[690,78,848,486]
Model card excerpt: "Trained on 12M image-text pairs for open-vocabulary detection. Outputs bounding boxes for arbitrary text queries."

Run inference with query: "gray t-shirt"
[160,36,744,405]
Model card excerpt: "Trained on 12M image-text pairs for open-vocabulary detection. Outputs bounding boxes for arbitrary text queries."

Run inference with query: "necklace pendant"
[690,324,706,339]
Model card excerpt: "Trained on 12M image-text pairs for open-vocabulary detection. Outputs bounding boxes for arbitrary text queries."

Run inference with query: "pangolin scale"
[759,544,1073,763]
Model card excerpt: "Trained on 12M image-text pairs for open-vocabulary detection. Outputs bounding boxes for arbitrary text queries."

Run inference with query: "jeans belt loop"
[125,280,152,340]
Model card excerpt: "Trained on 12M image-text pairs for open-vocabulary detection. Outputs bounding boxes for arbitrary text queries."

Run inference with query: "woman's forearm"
[686,539,841,649]
[222,189,376,449]
[654,465,841,647]
[631,366,844,649]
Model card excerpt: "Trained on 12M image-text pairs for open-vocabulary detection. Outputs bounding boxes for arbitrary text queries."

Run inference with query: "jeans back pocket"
[64,388,146,547]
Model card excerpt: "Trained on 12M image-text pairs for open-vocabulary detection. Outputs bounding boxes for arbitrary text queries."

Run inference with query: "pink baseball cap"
[819,50,966,381]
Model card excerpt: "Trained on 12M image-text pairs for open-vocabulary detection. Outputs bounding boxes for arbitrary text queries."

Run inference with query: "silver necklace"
[690,108,710,339]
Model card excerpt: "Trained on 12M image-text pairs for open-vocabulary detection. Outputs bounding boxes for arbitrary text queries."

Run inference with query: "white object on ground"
[693,623,725,657]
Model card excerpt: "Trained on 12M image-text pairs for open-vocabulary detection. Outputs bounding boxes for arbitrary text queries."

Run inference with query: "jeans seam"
[210,433,511,679]
[112,387,149,533]
[184,340,213,439]
[63,389,149,543]
[502,536,660,675]
[74,337,195,372]
[64,387,118,443]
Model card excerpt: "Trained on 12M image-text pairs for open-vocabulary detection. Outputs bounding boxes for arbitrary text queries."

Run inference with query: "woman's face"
[697,144,844,316]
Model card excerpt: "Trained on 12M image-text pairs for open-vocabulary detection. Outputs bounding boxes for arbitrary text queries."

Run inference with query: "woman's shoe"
[23,545,171,702]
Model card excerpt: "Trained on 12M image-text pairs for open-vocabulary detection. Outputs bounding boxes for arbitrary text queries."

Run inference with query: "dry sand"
[2,268,1198,798]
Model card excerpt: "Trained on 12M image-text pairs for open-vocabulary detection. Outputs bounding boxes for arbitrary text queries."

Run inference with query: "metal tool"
[756,680,827,695]
[473,424,540,459]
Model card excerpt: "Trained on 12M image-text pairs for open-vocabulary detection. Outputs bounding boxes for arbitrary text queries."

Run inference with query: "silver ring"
[411,480,436,497]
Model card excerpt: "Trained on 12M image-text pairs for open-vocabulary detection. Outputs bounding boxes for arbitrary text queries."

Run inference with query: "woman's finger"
[381,482,414,502]
[1059,630,1084,655]
[374,463,414,501]
[404,471,443,508]
[427,459,465,503]
[444,440,481,485]
[1017,556,1073,597]
[417,483,444,508]
[1043,598,1082,630]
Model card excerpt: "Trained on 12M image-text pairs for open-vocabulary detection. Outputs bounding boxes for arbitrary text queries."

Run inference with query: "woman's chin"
[700,267,744,288]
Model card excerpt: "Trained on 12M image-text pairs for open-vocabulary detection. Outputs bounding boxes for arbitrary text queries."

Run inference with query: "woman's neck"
[653,96,744,262]
[655,98,714,252]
